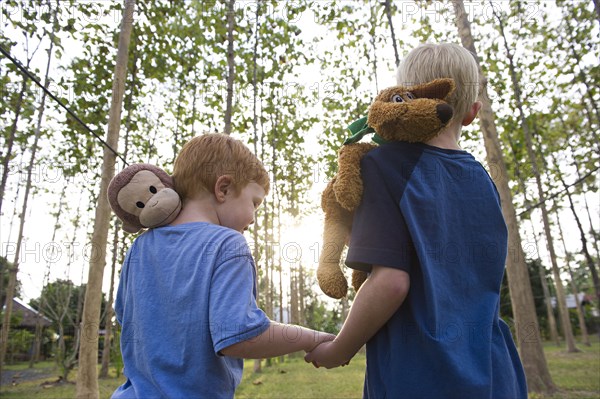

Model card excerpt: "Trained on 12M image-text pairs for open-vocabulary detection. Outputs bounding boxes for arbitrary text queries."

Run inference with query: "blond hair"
[396,43,479,125]
[173,133,270,200]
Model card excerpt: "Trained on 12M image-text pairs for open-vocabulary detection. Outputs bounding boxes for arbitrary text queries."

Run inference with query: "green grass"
[235,353,365,398]
[529,339,600,399]
[1,340,598,398]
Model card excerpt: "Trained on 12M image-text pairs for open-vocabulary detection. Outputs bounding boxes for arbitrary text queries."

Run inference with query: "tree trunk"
[0,28,54,368]
[493,3,579,354]
[0,20,44,218]
[123,42,138,162]
[556,215,591,346]
[171,79,185,162]
[539,261,561,345]
[552,150,600,310]
[250,2,263,373]
[451,0,556,392]
[28,2,61,368]
[224,0,236,135]
[65,282,85,383]
[76,1,135,397]
[98,42,136,376]
[99,220,120,378]
[563,141,600,307]
[30,186,67,367]
[530,220,561,346]
[506,120,561,347]
[290,265,299,325]
[0,78,26,217]
[383,0,400,67]
[299,262,305,325]
[64,322,81,382]
[275,167,284,363]
[369,0,379,92]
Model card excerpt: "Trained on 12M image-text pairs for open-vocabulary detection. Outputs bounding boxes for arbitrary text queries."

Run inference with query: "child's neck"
[425,124,462,150]
[170,196,219,226]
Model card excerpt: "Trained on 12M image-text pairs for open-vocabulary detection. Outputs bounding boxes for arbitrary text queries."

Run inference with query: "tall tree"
[490,3,579,353]
[99,219,120,378]
[549,135,600,309]
[0,0,60,367]
[556,213,591,346]
[99,51,138,376]
[224,0,236,135]
[30,184,68,367]
[0,0,45,217]
[383,0,400,67]
[503,117,561,346]
[76,1,135,397]
[451,0,556,393]
[529,220,561,346]
[31,280,87,381]
[250,0,263,373]
[368,0,380,92]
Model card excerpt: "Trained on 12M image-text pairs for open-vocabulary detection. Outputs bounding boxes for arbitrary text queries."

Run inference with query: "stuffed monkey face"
[116,170,181,231]
[367,78,455,143]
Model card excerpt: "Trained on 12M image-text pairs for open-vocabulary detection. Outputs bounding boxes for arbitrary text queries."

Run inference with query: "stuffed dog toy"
[318,78,455,299]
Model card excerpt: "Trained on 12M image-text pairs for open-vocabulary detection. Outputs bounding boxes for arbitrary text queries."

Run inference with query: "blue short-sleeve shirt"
[112,222,270,399]
[346,142,527,399]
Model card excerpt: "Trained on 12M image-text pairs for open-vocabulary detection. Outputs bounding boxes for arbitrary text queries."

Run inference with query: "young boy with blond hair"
[305,43,528,398]
[112,134,334,399]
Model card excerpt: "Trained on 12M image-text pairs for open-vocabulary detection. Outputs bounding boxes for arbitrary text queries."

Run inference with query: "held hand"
[307,331,336,352]
[304,341,351,369]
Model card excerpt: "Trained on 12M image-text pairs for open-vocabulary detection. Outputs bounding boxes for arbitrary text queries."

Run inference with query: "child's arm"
[305,265,409,368]
[220,323,335,359]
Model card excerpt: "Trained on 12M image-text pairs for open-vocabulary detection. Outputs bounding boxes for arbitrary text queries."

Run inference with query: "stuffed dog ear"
[410,78,455,101]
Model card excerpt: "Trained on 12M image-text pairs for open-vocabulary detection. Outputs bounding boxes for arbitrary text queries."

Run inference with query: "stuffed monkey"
[108,163,181,233]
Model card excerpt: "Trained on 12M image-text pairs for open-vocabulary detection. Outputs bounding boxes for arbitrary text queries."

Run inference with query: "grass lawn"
[1,339,598,398]
[530,339,600,399]
[235,353,365,398]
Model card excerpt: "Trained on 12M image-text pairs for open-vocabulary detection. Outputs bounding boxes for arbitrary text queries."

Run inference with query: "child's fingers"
[304,351,314,363]
[318,332,336,342]
[304,352,320,368]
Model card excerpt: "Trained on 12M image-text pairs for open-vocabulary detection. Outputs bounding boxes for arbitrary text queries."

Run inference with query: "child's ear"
[215,175,233,202]
[462,101,482,127]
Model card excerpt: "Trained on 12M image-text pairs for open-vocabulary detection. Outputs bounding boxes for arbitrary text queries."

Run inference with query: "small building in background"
[11,298,52,330]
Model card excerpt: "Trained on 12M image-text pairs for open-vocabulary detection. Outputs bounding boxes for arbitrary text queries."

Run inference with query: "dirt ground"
[1,366,56,386]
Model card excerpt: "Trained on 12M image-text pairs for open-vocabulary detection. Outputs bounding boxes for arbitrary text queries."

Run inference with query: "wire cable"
[0,45,129,166]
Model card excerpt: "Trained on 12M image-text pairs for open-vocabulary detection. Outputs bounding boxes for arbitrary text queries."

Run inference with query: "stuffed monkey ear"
[410,78,455,100]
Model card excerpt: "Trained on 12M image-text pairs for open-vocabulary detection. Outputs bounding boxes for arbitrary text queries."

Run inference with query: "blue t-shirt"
[112,222,270,399]
[346,142,527,399]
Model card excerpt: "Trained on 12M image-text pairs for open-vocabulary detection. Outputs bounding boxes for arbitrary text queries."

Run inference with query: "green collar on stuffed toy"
[343,116,388,145]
